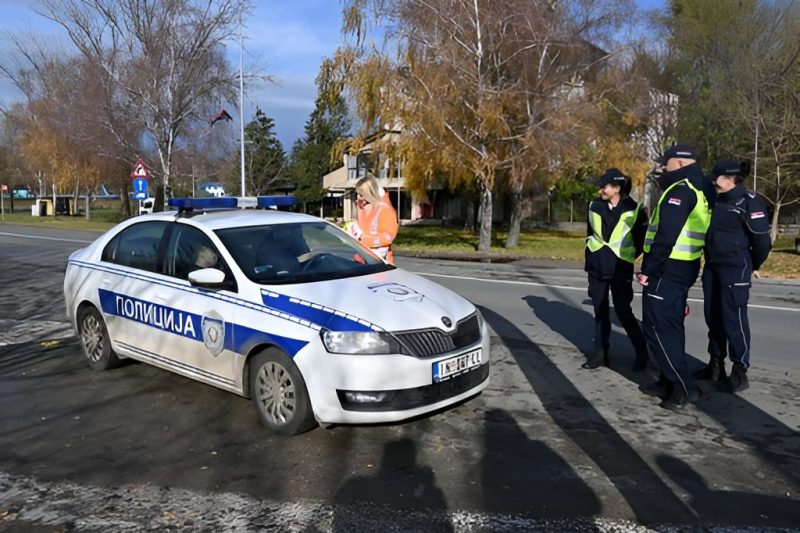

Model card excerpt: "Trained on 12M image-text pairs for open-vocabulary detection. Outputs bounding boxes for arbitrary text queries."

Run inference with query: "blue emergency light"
[167,196,297,212]
[257,196,296,208]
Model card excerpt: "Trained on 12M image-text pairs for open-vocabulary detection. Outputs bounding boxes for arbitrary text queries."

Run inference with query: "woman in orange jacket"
[354,176,398,264]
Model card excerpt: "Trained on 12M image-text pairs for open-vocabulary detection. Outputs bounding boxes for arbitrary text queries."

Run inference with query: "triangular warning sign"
[130,158,151,180]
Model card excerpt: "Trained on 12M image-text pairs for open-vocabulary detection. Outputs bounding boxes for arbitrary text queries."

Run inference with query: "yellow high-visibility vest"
[586,202,641,263]
[643,180,710,261]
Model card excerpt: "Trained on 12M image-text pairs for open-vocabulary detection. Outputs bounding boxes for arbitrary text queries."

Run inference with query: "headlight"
[321,330,400,354]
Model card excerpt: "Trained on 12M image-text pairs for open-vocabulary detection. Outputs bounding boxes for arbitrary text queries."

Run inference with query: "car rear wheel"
[77,306,120,370]
[249,348,316,435]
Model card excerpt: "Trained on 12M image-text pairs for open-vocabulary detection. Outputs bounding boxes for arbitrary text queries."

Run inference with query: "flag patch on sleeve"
[668,196,682,206]
[750,211,765,219]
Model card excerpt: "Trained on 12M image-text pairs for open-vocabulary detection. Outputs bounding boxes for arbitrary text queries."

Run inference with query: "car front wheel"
[249,348,316,435]
[77,306,120,370]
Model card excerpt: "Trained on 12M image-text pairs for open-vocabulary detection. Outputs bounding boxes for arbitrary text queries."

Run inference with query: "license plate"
[433,348,482,383]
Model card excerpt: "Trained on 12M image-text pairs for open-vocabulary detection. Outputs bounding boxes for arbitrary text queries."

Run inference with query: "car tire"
[77,306,120,371]
[249,348,317,436]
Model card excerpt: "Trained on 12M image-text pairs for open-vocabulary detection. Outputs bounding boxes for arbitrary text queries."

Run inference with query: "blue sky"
[0,0,664,150]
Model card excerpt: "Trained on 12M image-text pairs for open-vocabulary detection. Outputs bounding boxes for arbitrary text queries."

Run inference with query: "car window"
[216,221,394,285]
[101,221,167,272]
[164,224,235,287]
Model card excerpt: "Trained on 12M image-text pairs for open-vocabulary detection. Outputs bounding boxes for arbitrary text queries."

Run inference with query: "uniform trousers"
[587,272,648,357]
[702,266,751,368]
[641,276,695,397]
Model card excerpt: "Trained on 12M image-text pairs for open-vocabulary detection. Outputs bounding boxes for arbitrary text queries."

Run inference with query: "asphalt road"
[0,224,798,532]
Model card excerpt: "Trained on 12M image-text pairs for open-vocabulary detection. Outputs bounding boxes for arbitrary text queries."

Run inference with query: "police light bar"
[168,196,297,212]
[257,196,296,208]
[168,197,238,210]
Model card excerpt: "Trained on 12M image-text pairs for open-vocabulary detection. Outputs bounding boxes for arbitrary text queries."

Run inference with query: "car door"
[98,220,171,358]
[159,222,242,393]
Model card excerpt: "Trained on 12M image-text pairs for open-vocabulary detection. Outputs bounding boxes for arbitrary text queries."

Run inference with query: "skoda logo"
[441,316,452,328]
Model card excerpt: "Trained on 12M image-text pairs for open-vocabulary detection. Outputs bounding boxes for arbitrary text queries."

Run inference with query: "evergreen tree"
[290,88,351,209]
[228,107,286,195]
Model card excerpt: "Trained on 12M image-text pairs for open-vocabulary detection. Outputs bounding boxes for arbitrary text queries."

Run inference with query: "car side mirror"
[188,267,226,287]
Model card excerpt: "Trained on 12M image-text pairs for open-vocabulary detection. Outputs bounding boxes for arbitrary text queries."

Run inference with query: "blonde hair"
[355,175,383,206]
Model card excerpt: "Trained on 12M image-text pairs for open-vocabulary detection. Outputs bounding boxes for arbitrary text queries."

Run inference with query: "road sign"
[131,158,152,180]
[134,191,148,201]
[133,177,149,195]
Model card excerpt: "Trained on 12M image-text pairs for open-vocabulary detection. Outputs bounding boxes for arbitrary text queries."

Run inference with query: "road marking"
[0,231,93,244]
[418,272,800,313]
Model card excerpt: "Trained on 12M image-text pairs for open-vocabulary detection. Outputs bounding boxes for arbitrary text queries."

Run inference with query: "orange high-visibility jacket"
[357,201,398,264]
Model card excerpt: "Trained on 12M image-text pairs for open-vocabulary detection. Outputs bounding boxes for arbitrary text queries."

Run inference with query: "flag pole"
[239,16,246,199]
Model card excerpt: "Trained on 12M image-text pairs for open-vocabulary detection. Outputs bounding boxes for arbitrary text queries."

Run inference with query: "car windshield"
[215,221,394,284]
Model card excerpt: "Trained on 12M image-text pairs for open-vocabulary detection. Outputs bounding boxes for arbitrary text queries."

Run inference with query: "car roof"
[136,208,323,231]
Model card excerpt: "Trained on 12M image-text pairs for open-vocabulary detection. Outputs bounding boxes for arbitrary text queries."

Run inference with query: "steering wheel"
[298,251,333,272]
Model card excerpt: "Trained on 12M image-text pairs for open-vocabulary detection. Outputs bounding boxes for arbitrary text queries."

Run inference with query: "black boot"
[582,348,607,369]
[640,375,671,399]
[693,357,727,382]
[719,363,749,393]
[660,386,700,411]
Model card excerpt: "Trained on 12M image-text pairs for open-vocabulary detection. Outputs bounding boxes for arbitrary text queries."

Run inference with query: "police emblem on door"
[202,315,225,356]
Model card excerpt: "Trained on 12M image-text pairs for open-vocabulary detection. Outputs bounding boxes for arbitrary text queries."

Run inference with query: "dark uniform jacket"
[641,162,714,286]
[705,184,772,270]
[584,196,648,280]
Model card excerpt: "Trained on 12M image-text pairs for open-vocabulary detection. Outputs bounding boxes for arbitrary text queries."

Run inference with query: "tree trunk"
[770,202,780,243]
[477,183,493,251]
[506,187,523,248]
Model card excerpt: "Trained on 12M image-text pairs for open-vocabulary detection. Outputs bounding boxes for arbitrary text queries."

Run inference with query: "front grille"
[393,313,481,358]
[337,362,490,412]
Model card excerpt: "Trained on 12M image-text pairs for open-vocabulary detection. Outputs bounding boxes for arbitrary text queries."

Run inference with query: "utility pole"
[239,16,246,198]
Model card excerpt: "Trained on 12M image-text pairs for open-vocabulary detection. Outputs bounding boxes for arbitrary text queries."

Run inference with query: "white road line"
[417,272,800,313]
[0,231,93,244]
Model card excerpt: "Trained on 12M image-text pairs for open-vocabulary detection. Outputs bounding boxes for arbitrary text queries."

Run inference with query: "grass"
[2,207,798,278]
[394,224,586,261]
[760,235,800,279]
[0,209,123,232]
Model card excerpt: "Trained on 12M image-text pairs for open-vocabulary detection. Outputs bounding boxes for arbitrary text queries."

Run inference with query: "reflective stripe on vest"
[585,202,641,263]
[643,180,711,261]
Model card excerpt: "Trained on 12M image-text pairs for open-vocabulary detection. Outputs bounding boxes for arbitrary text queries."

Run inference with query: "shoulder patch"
[750,211,766,219]
[668,196,682,206]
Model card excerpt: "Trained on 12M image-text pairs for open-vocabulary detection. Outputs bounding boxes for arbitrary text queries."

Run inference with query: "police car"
[64,197,490,435]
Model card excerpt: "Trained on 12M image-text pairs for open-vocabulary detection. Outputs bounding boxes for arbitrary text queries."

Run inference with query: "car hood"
[259,268,475,333]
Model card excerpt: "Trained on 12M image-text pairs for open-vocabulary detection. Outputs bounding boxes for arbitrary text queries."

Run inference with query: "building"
[322,129,472,223]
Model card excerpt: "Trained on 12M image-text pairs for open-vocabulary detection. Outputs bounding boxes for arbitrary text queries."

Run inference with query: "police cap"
[597,168,630,189]
[656,143,698,165]
[711,159,750,178]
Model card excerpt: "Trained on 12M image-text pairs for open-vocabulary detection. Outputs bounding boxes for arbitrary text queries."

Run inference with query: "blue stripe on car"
[99,288,308,357]
[261,290,377,332]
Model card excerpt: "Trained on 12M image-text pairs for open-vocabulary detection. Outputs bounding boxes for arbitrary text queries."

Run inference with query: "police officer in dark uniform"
[697,159,772,393]
[583,168,650,371]
[637,144,713,410]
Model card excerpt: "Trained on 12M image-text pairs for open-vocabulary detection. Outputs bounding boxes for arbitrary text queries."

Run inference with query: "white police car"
[64,197,490,435]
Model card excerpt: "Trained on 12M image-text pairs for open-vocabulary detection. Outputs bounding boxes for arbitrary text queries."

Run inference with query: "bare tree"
[38,0,250,207]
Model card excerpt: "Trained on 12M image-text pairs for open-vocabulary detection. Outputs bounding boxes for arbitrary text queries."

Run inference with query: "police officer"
[697,159,772,393]
[583,168,649,371]
[637,144,712,410]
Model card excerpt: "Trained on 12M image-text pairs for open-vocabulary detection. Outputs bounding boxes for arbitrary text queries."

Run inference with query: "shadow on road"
[332,438,452,532]
[479,304,693,524]
[656,455,800,527]
[522,294,653,387]
[479,408,601,519]
[522,289,800,493]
